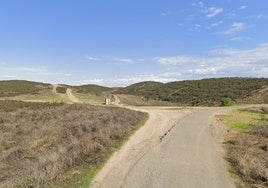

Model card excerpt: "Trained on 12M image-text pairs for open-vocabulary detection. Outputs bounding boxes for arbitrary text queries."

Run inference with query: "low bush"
[222,97,232,106]
[56,86,67,94]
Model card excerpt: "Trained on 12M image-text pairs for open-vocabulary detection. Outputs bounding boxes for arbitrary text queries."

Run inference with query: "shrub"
[222,97,232,106]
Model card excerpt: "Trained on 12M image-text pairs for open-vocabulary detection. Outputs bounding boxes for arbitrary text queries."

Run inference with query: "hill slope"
[115,78,268,106]
[0,80,50,97]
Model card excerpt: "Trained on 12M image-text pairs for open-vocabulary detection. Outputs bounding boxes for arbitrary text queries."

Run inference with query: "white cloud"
[0,75,17,79]
[0,65,72,81]
[153,43,268,80]
[85,55,140,64]
[161,12,169,16]
[211,21,223,27]
[222,22,246,35]
[0,66,48,72]
[206,7,223,18]
[153,56,201,66]
[112,57,134,64]
[248,14,268,20]
[189,67,218,75]
[239,5,247,10]
[192,1,204,8]
[230,36,251,41]
[86,56,100,61]
[82,74,176,87]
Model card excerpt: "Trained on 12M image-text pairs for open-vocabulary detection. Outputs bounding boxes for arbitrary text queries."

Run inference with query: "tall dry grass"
[0,101,145,187]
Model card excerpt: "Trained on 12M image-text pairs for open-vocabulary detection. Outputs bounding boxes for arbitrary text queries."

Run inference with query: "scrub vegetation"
[0,100,146,187]
[219,107,268,188]
[0,80,50,97]
[115,78,268,106]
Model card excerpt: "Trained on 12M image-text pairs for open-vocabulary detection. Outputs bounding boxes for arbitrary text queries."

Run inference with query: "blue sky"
[0,0,267,86]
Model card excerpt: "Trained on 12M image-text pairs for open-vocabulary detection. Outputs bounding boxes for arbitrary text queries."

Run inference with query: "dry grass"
[0,100,145,187]
[222,107,268,188]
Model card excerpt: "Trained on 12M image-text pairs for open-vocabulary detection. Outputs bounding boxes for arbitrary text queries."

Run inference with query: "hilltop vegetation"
[1,78,267,106]
[72,84,112,96]
[115,78,268,106]
[0,100,146,187]
[0,80,50,97]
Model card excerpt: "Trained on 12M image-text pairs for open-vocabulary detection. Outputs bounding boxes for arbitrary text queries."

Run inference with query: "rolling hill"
[1,78,267,106]
[115,77,268,106]
[0,80,50,97]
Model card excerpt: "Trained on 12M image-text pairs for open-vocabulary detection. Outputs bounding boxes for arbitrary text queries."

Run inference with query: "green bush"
[222,97,232,106]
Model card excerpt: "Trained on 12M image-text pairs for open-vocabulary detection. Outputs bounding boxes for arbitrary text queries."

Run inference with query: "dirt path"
[66,88,81,103]
[90,107,192,188]
[90,106,237,188]
[52,84,58,94]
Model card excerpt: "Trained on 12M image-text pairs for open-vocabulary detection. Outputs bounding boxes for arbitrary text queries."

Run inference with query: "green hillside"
[115,78,268,106]
[72,84,112,96]
[0,80,50,97]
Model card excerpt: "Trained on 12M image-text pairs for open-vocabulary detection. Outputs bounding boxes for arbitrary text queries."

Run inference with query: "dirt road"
[66,88,81,103]
[90,107,236,188]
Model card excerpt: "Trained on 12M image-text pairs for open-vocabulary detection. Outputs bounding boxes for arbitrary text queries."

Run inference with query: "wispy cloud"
[239,5,247,10]
[0,65,72,77]
[85,55,143,64]
[248,14,268,20]
[206,7,223,18]
[161,12,169,16]
[221,22,246,35]
[112,57,134,64]
[153,56,201,66]
[211,21,224,27]
[86,56,100,61]
[230,36,251,41]
[0,66,48,72]
[192,1,204,8]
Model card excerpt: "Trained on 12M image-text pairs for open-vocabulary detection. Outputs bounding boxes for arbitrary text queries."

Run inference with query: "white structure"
[105,98,111,105]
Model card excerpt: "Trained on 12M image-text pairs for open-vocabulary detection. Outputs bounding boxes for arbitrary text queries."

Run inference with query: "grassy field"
[72,91,105,105]
[0,100,147,187]
[219,107,268,188]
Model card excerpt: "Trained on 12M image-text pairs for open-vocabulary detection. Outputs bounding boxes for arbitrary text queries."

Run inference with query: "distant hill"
[1,78,267,106]
[115,78,268,106]
[72,84,112,96]
[0,80,50,97]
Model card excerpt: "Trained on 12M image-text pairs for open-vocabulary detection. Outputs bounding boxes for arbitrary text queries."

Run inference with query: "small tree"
[221,97,232,106]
